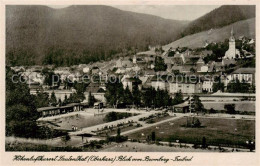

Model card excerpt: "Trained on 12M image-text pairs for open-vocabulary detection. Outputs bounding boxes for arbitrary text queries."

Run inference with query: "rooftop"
[232,68,255,74]
[174,102,189,108]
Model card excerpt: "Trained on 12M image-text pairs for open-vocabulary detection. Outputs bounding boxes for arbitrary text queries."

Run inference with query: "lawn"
[127,117,255,148]
[202,101,255,112]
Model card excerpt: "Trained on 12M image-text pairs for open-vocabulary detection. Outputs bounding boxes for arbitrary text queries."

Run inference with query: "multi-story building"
[226,68,255,85]
[169,76,202,94]
[202,77,214,92]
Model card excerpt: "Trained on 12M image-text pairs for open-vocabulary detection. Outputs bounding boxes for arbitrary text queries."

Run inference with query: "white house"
[115,67,126,74]
[202,78,214,92]
[196,57,209,72]
[122,77,142,91]
[83,66,90,73]
[169,80,202,94]
[198,65,209,72]
[151,76,168,90]
[226,68,255,85]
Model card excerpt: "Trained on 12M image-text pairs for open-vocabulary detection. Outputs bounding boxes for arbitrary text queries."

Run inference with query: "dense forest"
[6,5,255,66]
[181,5,255,37]
[6,5,186,66]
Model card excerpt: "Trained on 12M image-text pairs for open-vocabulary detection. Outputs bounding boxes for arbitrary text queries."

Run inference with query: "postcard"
[0,0,259,165]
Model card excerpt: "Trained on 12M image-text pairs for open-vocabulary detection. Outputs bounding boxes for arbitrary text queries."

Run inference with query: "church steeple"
[229,27,235,42]
[231,26,234,36]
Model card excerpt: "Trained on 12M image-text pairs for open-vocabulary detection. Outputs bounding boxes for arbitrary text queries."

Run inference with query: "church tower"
[223,27,240,59]
[229,27,236,54]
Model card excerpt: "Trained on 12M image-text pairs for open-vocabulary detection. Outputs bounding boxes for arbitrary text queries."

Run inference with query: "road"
[118,114,185,136]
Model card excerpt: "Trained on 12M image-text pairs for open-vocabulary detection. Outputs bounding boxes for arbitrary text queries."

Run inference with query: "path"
[119,114,185,136]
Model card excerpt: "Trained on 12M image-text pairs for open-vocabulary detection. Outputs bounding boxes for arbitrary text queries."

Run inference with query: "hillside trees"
[193,95,205,114]
[88,92,96,107]
[172,91,183,105]
[212,76,225,92]
[105,77,125,108]
[154,56,167,72]
[34,89,50,108]
[105,79,173,108]
[66,82,88,103]
[227,79,250,93]
[6,67,40,138]
[49,91,58,106]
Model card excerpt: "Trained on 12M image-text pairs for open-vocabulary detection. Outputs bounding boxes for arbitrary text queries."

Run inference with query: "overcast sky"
[48,5,220,21]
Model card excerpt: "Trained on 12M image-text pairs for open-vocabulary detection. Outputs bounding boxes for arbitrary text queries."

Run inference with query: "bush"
[193,119,201,128]
[136,123,142,127]
[146,119,155,124]
[209,108,217,114]
[104,112,133,122]
[139,118,144,121]
[224,104,236,114]
[183,117,202,128]
[107,135,128,143]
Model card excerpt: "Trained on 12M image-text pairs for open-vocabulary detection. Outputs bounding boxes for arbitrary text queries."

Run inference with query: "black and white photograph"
[1,1,259,165]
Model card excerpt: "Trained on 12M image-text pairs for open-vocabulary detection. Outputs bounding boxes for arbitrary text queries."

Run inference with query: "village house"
[164,56,175,71]
[173,102,190,113]
[69,71,83,82]
[248,39,255,45]
[144,69,156,77]
[91,66,100,75]
[83,66,91,73]
[122,77,142,91]
[196,57,209,72]
[201,50,213,57]
[169,76,202,94]
[37,103,83,117]
[172,53,185,65]
[144,55,156,63]
[226,68,255,85]
[151,75,169,90]
[198,65,209,73]
[202,77,214,93]
[26,65,44,72]
[182,65,194,73]
[115,67,126,74]
[86,82,106,93]
[222,59,236,66]
[115,58,134,68]
[21,71,45,85]
[139,76,149,85]
[208,61,223,72]
[11,66,25,72]
[142,76,153,89]
[132,65,141,72]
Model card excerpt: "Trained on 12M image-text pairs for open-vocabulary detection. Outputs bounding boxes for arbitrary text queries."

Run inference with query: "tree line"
[104,77,184,108]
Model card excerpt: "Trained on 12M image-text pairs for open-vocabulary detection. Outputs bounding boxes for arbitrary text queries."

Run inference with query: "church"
[223,27,241,59]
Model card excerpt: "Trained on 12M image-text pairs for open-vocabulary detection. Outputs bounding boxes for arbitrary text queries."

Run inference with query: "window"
[245,74,248,81]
